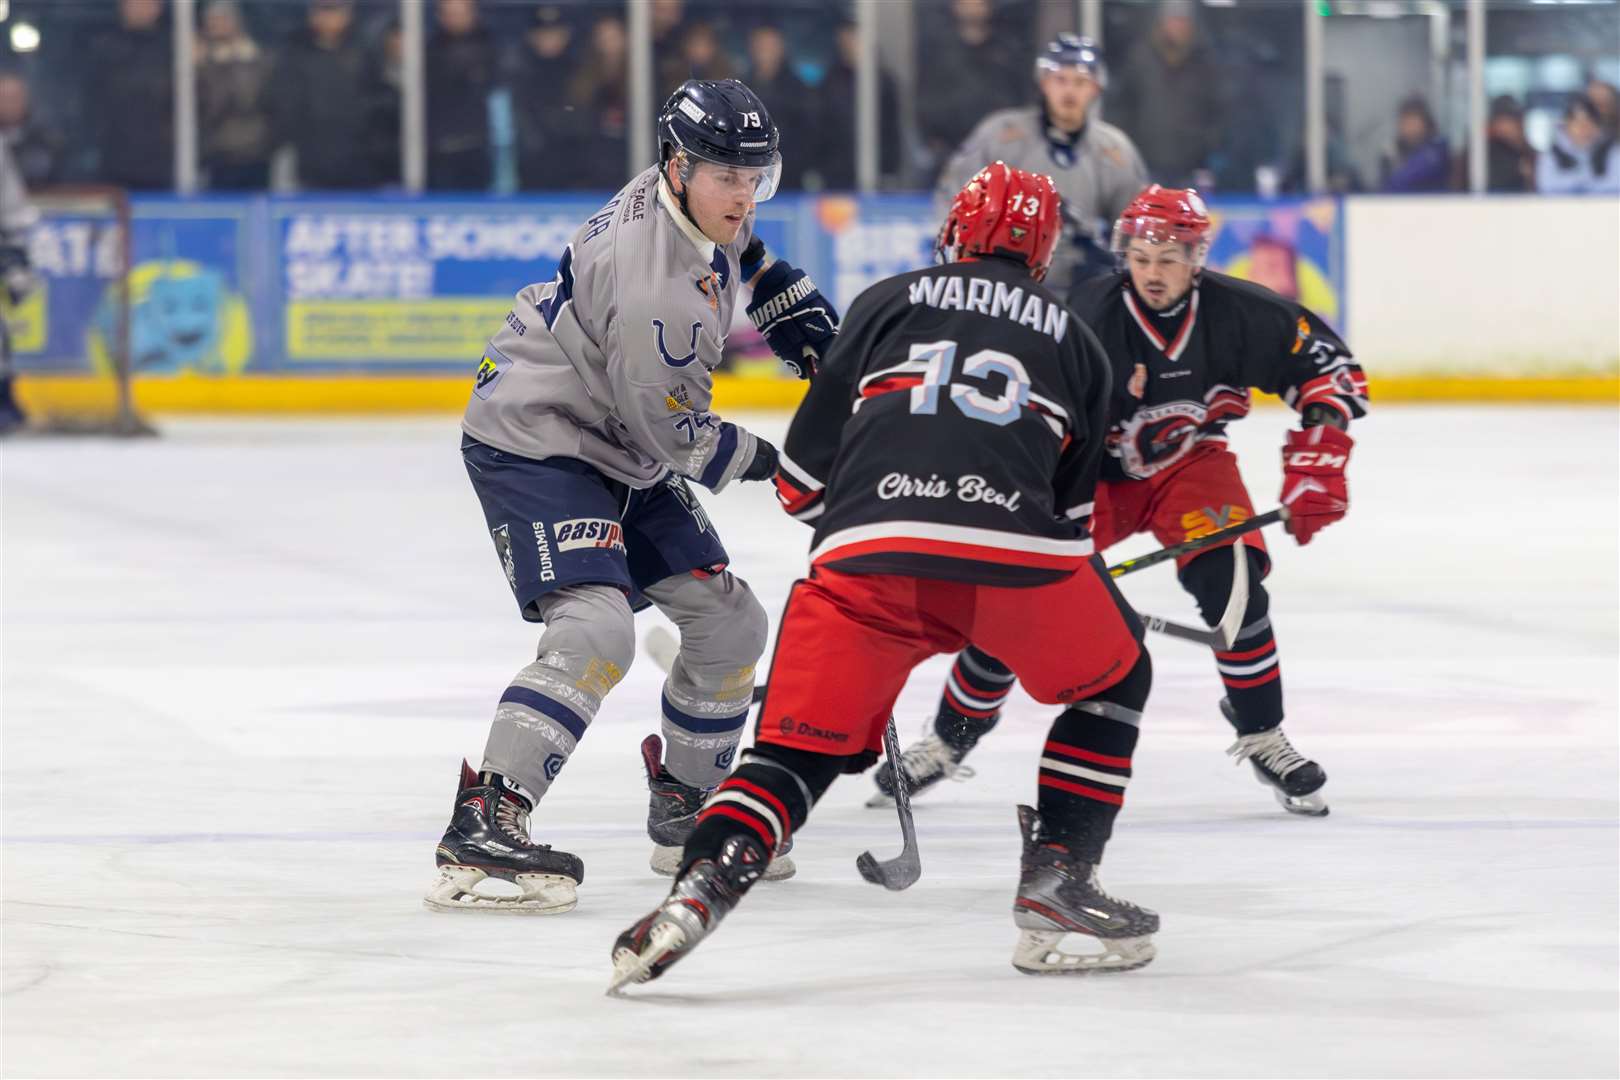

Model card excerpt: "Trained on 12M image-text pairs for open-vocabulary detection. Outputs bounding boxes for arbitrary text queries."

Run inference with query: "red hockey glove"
[1279,425,1354,545]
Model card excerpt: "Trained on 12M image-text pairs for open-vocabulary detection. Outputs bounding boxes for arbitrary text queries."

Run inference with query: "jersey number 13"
[907,340,1031,427]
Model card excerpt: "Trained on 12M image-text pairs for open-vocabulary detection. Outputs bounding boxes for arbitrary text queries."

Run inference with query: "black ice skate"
[865,714,991,808]
[1010,805,1158,975]
[423,760,584,915]
[606,833,768,995]
[1221,699,1329,816]
[641,735,795,881]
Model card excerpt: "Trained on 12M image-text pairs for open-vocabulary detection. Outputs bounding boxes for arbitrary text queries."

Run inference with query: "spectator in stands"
[372,21,403,186]
[1379,95,1451,192]
[1483,94,1534,193]
[916,0,1023,183]
[270,0,390,190]
[676,21,736,86]
[1110,0,1223,187]
[1537,93,1620,195]
[0,73,63,189]
[651,0,692,97]
[934,33,1146,291]
[814,19,901,190]
[85,0,174,190]
[197,0,274,191]
[567,14,630,191]
[426,0,497,191]
[745,24,812,190]
[513,6,581,191]
[1584,78,1619,141]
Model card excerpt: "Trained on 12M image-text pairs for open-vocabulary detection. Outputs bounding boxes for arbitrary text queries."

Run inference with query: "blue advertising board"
[12,192,1346,379]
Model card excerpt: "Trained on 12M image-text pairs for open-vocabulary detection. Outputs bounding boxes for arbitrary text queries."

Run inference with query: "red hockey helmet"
[1110,184,1212,266]
[936,162,1063,282]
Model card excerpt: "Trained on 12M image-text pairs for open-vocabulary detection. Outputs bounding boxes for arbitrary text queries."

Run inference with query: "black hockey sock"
[935,646,1014,750]
[681,745,841,871]
[1180,546,1283,734]
[1036,650,1149,863]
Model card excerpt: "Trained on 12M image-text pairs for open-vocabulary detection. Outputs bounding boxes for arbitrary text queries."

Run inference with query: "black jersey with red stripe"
[1068,270,1368,482]
[774,256,1113,587]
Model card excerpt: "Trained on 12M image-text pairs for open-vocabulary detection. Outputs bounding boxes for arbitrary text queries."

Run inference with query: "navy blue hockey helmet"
[1035,33,1107,90]
[657,79,783,201]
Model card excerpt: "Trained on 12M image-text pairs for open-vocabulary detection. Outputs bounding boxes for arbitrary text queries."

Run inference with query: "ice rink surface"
[3,407,1617,1078]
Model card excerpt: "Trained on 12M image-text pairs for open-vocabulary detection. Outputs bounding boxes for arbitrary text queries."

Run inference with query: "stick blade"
[855,849,921,891]
[643,625,680,675]
[1212,538,1250,650]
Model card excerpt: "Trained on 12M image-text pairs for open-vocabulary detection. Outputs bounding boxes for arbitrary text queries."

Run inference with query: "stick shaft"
[1107,508,1285,579]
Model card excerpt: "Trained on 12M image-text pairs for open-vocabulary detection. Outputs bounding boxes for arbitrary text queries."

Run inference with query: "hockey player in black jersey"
[876,184,1367,817]
[609,163,1162,992]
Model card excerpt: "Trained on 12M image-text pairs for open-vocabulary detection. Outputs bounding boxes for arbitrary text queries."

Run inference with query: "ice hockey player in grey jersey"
[935,34,1148,293]
[426,79,839,914]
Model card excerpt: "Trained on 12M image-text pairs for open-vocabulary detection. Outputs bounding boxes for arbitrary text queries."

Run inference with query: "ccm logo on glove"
[1279,425,1354,546]
[1283,449,1350,470]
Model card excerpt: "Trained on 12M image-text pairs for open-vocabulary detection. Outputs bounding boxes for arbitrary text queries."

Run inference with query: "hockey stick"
[855,712,922,890]
[1107,508,1286,580]
[643,625,769,704]
[638,509,1280,690]
[1135,536,1250,650]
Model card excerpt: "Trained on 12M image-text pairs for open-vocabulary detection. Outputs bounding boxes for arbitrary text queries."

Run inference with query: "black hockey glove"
[746,260,839,380]
[739,437,779,483]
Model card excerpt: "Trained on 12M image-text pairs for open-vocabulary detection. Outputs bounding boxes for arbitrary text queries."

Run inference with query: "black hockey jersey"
[774,257,1113,587]
[1068,270,1369,482]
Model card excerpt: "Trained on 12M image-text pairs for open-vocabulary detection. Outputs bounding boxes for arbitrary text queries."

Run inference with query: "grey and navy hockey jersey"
[462,166,761,493]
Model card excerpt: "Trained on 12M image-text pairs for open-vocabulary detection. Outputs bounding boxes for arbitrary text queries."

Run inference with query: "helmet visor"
[687,152,782,202]
[1111,217,1206,265]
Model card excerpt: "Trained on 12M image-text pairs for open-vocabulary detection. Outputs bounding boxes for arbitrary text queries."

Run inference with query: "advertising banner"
[13,192,1347,380]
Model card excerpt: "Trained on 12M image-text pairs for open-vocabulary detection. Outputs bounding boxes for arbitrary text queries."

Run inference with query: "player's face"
[1125,238,1196,310]
[677,160,762,245]
[1040,68,1101,132]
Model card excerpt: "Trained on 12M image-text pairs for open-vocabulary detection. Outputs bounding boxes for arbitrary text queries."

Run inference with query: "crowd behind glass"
[1,0,1616,197]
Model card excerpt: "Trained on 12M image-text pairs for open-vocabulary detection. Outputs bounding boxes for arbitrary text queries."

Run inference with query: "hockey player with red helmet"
[876,184,1368,817]
[609,163,1162,990]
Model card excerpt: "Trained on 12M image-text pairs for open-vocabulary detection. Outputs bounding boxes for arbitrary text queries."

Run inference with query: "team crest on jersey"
[653,319,703,368]
[552,518,626,553]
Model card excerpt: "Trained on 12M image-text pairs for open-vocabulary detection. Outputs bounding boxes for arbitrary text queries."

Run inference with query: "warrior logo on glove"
[746,259,839,380]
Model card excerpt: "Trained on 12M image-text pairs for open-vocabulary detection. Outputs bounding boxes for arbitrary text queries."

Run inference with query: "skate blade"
[422,866,578,915]
[652,846,796,882]
[606,921,686,996]
[1011,930,1156,975]
[1275,787,1330,817]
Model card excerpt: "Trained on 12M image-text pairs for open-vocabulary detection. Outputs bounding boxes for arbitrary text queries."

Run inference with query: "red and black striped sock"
[935,646,1014,749]
[1215,616,1284,734]
[681,747,838,872]
[1036,701,1141,863]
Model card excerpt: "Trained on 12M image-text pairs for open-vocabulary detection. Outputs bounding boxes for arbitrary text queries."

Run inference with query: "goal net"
[4,186,153,435]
